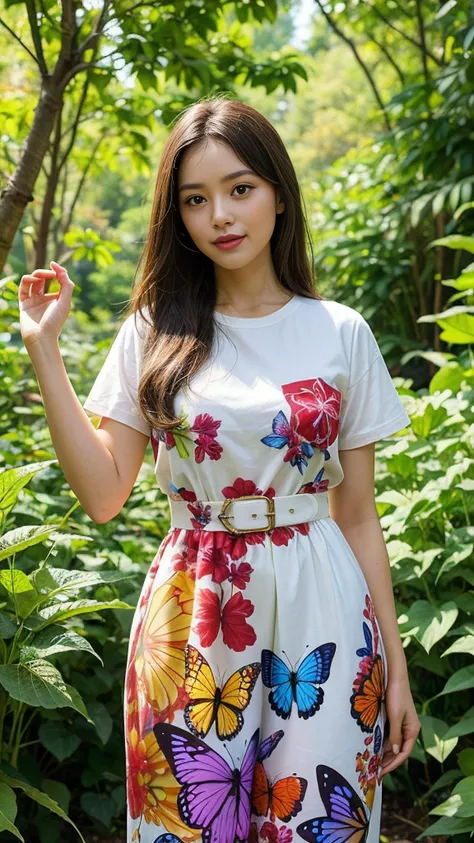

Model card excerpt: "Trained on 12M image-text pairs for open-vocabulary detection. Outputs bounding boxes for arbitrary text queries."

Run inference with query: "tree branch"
[363,0,441,66]
[63,134,108,233]
[38,0,61,32]
[390,0,414,20]
[366,33,406,85]
[76,0,111,56]
[58,75,91,171]
[58,61,105,90]
[25,0,48,75]
[0,17,40,66]
[313,0,392,132]
[414,0,431,80]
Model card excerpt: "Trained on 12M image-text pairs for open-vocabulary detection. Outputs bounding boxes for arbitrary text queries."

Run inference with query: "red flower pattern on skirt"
[194,588,257,651]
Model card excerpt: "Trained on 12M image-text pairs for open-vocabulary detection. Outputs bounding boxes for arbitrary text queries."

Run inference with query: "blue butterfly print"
[356,622,374,659]
[261,410,314,474]
[262,644,336,720]
[154,836,185,843]
[296,765,370,843]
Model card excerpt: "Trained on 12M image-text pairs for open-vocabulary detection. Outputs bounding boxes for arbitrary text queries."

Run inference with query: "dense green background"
[0,0,473,840]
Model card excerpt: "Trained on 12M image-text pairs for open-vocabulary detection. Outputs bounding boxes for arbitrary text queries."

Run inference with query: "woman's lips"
[213,236,246,250]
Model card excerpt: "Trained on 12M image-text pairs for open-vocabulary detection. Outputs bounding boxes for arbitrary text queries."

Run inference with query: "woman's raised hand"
[18,261,75,348]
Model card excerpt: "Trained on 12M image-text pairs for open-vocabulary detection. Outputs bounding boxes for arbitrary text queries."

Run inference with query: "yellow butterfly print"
[134,573,194,714]
[184,644,261,741]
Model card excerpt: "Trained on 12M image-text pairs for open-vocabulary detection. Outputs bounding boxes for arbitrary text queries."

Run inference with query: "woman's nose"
[211,198,234,227]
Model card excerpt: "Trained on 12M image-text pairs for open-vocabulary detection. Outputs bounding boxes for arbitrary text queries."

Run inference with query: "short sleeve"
[83,312,150,436]
[338,315,411,450]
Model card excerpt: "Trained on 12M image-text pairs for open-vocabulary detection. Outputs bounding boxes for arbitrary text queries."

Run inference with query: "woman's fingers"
[19,263,74,300]
[380,732,418,777]
[49,261,75,302]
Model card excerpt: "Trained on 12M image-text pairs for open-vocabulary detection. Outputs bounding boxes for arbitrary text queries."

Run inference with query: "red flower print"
[187,499,213,530]
[282,378,341,449]
[194,589,256,651]
[221,592,256,651]
[172,544,198,580]
[269,525,296,547]
[191,413,223,462]
[195,435,223,463]
[222,477,265,499]
[191,413,221,439]
[195,589,221,648]
[260,823,278,843]
[198,543,231,583]
[228,561,253,589]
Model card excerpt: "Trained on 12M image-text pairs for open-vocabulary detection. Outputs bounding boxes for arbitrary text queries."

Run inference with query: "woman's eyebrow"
[178,168,256,192]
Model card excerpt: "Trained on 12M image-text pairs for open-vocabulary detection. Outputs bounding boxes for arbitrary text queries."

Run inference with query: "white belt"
[169,491,329,535]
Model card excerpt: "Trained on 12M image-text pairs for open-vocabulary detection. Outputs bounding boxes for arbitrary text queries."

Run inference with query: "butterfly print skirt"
[125,503,389,843]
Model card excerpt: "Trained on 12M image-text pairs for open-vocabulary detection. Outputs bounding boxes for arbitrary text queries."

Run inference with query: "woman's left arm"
[329,442,421,777]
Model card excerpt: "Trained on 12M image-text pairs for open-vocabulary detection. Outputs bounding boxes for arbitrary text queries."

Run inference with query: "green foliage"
[372,238,474,838]
[0,281,168,841]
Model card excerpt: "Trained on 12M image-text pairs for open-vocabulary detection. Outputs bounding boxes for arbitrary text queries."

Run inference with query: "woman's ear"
[276,193,285,214]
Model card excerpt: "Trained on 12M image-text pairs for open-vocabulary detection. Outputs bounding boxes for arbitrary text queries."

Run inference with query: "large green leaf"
[0,526,57,562]
[0,569,33,595]
[0,660,88,715]
[438,665,474,696]
[41,779,71,814]
[88,700,113,744]
[418,307,474,344]
[26,599,134,631]
[429,776,474,818]
[0,771,85,842]
[0,612,17,638]
[429,235,474,253]
[0,783,22,839]
[80,792,117,827]
[421,814,474,837]
[33,566,135,597]
[442,635,474,658]
[39,721,81,761]
[445,717,474,739]
[420,715,458,762]
[31,626,103,664]
[459,748,474,776]
[0,461,57,531]
[398,600,458,652]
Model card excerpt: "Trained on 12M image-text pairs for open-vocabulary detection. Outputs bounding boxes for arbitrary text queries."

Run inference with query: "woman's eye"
[233,184,253,196]
[185,184,253,206]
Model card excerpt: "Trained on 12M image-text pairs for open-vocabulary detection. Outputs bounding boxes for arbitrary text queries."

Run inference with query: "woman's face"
[177,138,284,270]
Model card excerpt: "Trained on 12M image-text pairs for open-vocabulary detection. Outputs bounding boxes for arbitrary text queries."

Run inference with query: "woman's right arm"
[20,262,148,524]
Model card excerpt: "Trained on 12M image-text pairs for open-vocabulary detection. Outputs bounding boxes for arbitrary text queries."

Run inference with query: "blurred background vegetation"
[0,0,473,841]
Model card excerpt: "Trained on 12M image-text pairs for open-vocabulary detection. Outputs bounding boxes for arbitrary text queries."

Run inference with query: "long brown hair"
[128,96,323,434]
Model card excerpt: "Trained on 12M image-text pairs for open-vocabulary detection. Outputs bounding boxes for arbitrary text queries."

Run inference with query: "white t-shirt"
[83,295,411,498]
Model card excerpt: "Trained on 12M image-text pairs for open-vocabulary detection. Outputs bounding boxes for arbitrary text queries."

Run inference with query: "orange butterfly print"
[350,604,386,733]
[251,731,307,823]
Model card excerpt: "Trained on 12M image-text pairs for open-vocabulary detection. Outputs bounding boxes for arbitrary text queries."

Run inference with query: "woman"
[19,97,421,843]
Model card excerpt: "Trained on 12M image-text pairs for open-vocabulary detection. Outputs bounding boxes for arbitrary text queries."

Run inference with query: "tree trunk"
[0,78,63,273]
[35,103,64,268]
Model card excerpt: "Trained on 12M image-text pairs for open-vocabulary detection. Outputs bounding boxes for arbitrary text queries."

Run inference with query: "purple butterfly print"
[153,722,259,843]
[258,730,284,762]
[296,765,369,843]
[261,410,314,475]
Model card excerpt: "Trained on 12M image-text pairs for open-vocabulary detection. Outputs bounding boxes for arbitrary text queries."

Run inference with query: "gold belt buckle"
[218,494,276,535]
